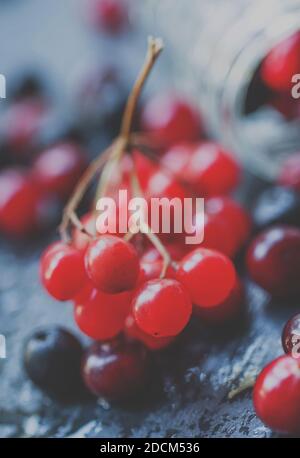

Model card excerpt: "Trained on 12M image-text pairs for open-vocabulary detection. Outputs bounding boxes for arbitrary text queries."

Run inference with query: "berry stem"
[120,37,163,140]
[59,144,112,241]
[93,136,127,206]
[59,37,163,241]
[94,37,163,204]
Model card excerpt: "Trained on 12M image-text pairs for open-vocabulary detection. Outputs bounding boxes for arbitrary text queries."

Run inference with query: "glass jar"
[137,0,300,179]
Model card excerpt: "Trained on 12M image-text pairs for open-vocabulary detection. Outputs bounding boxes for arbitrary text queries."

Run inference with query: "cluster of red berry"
[0,1,135,241]
[34,37,251,402]
[0,81,87,239]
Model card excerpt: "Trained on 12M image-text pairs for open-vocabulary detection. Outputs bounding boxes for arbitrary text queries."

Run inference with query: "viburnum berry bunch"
[39,38,246,401]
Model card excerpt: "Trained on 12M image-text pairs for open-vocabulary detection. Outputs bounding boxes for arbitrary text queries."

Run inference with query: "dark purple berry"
[252,186,300,231]
[23,326,83,400]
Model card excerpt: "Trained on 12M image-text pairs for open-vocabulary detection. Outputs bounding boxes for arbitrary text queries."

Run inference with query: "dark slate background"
[0,0,297,438]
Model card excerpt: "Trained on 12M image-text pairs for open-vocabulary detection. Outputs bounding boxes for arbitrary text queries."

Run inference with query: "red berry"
[85,235,140,294]
[193,277,244,323]
[3,99,46,154]
[246,225,300,297]
[91,0,128,34]
[190,197,249,259]
[253,355,300,434]
[141,93,202,147]
[40,242,86,301]
[176,248,236,307]
[133,150,157,190]
[278,152,300,193]
[82,339,150,400]
[145,169,187,241]
[146,169,187,201]
[74,285,131,340]
[200,213,236,258]
[261,32,300,92]
[160,143,195,179]
[205,196,251,254]
[282,314,300,358]
[124,314,174,351]
[32,142,86,199]
[0,168,41,237]
[184,142,240,196]
[132,278,192,337]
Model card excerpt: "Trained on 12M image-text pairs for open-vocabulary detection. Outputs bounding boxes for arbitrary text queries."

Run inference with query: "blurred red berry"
[184,142,240,196]
[32,142,86,199]
[91,0,129,34]
[0,168,42,237]
[3,99,46,154]
[278,152,300,192]
[160,142,195,179]
[261,32,300,92]
[205,196,251,255]
[141,93,202,147]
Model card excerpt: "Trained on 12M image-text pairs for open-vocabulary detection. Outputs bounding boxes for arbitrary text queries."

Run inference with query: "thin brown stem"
[59,145,112,241]
[93,37,163,208]
[59,37,164,242]
[93,136,127,208]
[120,37,163,139]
